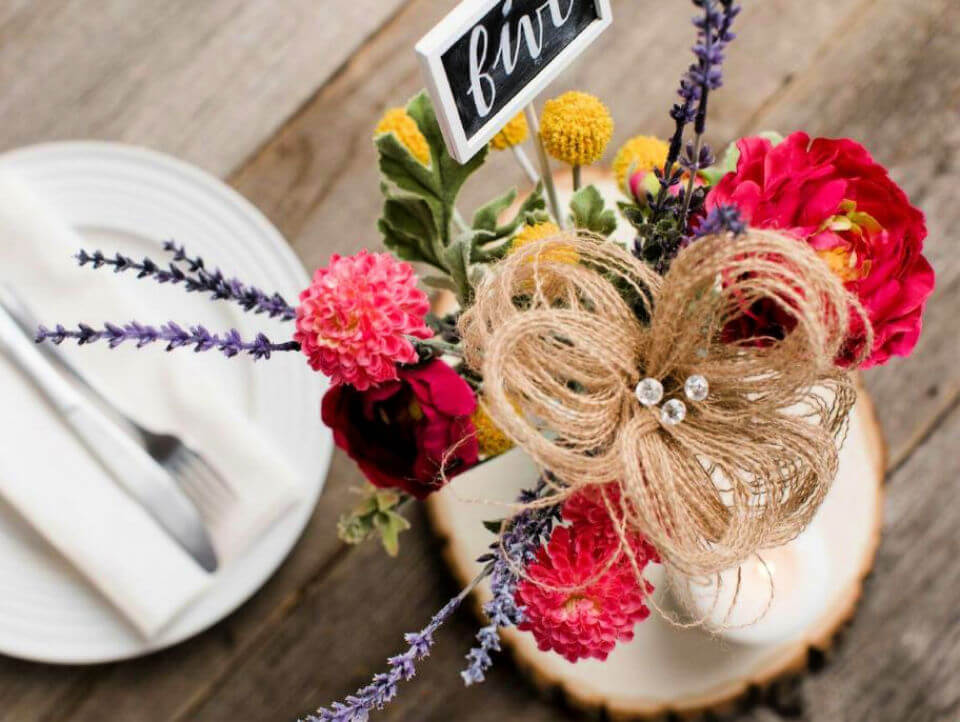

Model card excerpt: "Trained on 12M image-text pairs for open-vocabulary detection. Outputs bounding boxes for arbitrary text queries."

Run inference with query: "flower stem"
[453,207,471,235]
[74,246,298,321]
[572,164,582,192]
[511,145,539,184]
[679,134,702,226]
[36,322,299,360]
[524,104,564,229]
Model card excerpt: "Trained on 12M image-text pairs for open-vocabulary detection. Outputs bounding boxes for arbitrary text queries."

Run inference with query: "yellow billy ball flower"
[539,91,614,166]
[490,113,530,150]
[613,135,669,193]
[510,222,578,265]
[471,403,514,458]
[374,108,430,165]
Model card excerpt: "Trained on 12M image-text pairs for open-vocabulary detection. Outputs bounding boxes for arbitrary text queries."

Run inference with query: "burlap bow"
[460,229,871,576]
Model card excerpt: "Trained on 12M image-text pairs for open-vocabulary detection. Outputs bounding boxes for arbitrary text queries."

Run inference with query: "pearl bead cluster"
[634,374,709,426]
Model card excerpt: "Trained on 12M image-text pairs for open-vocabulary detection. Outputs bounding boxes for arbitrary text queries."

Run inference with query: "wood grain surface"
[0,0,957,720]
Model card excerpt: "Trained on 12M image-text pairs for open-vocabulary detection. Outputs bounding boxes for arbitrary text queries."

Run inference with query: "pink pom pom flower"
[295,251,432,390]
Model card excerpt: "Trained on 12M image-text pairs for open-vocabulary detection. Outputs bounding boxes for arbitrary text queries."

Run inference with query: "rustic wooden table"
[0,1,957,720]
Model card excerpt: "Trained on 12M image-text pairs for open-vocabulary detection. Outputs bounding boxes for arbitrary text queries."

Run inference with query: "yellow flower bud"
[374,108,430,165]
[539,91,614,166]
[490,113,530,150]
[510,222,578,265]
[613,135,669,193]
[471,403,514,458]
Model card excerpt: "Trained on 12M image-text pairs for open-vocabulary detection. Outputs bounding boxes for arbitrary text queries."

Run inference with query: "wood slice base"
[426,387,885,720]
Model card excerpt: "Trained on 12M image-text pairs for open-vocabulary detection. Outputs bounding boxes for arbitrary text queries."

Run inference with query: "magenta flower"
[295,251,432,390]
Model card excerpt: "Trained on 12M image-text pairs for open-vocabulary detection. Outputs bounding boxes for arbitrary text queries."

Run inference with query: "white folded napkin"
[0,172,303,638]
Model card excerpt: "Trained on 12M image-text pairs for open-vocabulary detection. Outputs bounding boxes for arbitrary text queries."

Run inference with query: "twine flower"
[540,92,614,166]
[489,113,529,150]
[374,108,430,165]
[295,251,432,390]
[461,229,870,576]
[613,135,669,193]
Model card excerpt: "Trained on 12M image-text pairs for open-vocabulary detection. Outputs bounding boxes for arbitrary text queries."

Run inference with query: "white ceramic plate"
[0,141,331,664]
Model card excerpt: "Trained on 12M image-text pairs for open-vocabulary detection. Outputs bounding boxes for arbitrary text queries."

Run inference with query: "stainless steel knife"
[0,289,218,572]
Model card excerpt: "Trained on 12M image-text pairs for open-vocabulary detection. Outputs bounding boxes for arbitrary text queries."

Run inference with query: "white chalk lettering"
[467,0,578,119]
[467,25,496,116]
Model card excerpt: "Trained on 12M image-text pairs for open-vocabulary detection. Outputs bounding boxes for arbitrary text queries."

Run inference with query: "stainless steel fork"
[0,286,236,527]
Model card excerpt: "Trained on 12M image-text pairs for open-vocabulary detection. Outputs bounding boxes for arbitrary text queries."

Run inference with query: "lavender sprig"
[694,203,746,238]
[74,245,297,321]
[162,242,298,320]
[306,582,479,722]
[36,322,299,360]
[462,482,560,686]
[650,0,740,222]
[677,0,740,227]
[308,485,558,720]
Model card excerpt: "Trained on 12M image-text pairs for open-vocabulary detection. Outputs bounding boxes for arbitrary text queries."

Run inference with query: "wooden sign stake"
[524,104,563,229]
[511,146,539,185]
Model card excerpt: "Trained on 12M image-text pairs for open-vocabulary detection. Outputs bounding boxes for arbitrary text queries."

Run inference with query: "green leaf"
[701,131,785,186]
[375,91,493,294]
[373,510,411,557]
[406,92,488,218]
[472,189,518,232]
[442,236,475,305]
[569,185,617,236]
[378,194,442,268]
[469,183,548,263]
[421,275,459,292]
[482,519,505,535]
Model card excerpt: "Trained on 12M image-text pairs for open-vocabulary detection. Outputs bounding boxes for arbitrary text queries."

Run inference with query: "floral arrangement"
[38,1,935,720]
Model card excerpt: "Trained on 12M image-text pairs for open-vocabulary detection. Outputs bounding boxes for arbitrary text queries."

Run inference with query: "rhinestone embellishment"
[684,374,709,402]
[635,378,664,407]
[661,399,688,426]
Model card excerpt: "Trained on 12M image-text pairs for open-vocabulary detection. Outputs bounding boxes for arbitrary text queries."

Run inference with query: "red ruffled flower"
[562,485,660,561]
[516,488,658,663]
[321,359,478,499]
[705,132,934,367]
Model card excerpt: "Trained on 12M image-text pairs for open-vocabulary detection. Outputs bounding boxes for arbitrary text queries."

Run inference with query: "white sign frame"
[416,0,613,164]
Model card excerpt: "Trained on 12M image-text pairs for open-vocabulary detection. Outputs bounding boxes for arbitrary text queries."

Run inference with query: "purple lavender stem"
[461,482,559,686]
[694,203,746,238]
[161,241,297,320]
[305,580,484,722]
[36,321,299,361]
[74,245,297,321]
[306,485,558,721]
[650,0,740,223]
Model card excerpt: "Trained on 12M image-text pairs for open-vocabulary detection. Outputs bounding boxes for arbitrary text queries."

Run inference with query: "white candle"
[680,526,831,645]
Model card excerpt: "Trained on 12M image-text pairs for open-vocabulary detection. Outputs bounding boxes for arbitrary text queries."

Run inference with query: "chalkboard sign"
[416,0,612,163]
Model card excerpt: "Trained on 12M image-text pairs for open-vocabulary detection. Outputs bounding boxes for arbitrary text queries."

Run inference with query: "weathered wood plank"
[0,0,409,177]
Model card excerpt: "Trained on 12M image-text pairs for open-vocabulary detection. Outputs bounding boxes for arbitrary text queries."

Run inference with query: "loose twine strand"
[459,229,872,583]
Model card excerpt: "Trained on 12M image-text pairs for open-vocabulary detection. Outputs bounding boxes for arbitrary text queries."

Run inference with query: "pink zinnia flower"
[516,519,657,663]
[562,485,662,562]
[295,251,432,390]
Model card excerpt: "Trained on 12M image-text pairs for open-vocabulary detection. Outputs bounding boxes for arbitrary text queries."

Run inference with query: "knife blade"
[0,292,218,572]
